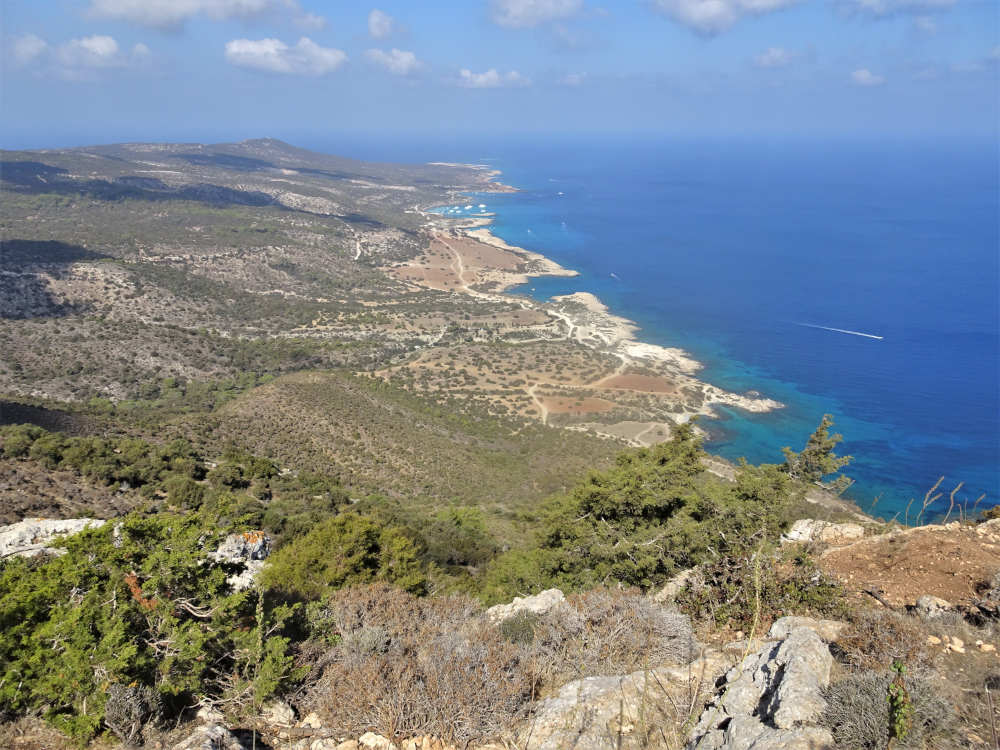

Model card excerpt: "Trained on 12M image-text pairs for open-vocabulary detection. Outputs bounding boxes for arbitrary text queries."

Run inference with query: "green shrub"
[260,513,428,599]
[675,545,846,630]
[482,425,798,602]
[0,510,298,744]
[499,610,539,645]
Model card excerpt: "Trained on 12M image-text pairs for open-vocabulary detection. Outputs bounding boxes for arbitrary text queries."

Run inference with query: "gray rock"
[521,649,731,750]
[767,616,848,643]
[769,629,832,728]
[485,588,565,623]
[211,531,271,590]
[652,568,700,602]
[0,517,105,558]
[914,595,952,620]
[262,699,295,726]
[687,627,834,750]
[171,724,246,750]
[781,519,864,546]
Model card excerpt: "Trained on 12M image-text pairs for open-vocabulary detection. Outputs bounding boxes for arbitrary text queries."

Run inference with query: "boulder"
[767,616,848,643]
[359,733,398,750]
[262,699,295,726]
[652,568,699,603]
[171,724,245,750]
[781,519,864,546]
[485,588,565,623]
[914,595,952,620]
[211,531,272,590]
[0,517,105,558]
[687,627,834,750]
[519,649,731,749]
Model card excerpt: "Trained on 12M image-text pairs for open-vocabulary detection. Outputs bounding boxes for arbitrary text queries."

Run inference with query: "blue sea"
[311,133,1000,521]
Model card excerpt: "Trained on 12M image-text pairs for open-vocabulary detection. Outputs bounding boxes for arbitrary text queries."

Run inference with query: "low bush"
[302,584,529,744]
[259,513,428,600]
[298,584,697,744]
[822,669,955,749]
[836,610,932,671]
[676,546,846,631]
[524,588,698,687]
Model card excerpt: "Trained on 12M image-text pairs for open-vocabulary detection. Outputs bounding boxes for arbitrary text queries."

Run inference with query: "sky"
[1,0,997,148]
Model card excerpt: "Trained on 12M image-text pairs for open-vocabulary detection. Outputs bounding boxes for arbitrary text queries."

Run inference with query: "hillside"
[1,139,994,750]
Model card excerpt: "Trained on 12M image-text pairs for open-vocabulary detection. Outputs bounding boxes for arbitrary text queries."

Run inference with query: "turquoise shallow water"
[314,134,1000,521]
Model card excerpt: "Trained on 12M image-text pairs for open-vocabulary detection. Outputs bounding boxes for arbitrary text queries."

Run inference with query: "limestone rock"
[0,517,105,558]
[781,519,864,546]
[171,724,245,750]
[211,531,271,590]
[687,627,834,750]
[263,699,295,726]
[767,616,848,643]
[301,711,324,729]
[914,595,952,620]
[311,741,351,750]
[359,733,398,750]
[520,649,731,749]
[485,588,565,623]
[652,568,699,602]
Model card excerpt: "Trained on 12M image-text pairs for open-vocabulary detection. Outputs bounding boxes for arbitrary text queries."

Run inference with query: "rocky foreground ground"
[2,516,996,750]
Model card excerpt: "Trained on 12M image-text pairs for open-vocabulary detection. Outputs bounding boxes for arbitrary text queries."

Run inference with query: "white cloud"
[559,72,587,85]
[840,0,956,16]
[912,15,936,32]
[364,48,422,75]
[88,0,303,30]
[56,35,123,68]
[490,0,584,29]
[651,0,800,35]
[754,46,792,68]
[457,68,530,88]
[225,37,347,75]
[851,68,885,86]
[368,9,395,38]
[11,34,49,66]
[9,33,150,77]
[295,12,327,30]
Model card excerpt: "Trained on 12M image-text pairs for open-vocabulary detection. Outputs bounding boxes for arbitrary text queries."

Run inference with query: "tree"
[781,414,853,494]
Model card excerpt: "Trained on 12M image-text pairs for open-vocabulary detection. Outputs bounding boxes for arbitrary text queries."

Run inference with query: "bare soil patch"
[541,396,618,415]
[598,373,678,394]
[819,522,1000,607]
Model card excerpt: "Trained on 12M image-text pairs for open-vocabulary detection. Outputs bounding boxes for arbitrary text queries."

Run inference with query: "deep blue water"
[309,134,1000,521]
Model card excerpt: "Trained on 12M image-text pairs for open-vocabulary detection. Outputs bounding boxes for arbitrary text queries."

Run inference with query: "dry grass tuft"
[299,584,697,745]
[822,669,955,749]
[836,609,932,671]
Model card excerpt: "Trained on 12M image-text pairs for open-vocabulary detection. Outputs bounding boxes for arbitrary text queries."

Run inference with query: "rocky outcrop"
[652,568,700,603]
[781,519,865,546]
[211,531,272,590]
[0,516,105,558]
[485,588,565,623]
[686,626,836,750]
[171,723,246,750]
[766,616,848,643]
[520,650,731,750]
[914,594,952,620]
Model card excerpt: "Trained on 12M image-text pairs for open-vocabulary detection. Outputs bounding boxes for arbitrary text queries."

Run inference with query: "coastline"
[386,172,784,445]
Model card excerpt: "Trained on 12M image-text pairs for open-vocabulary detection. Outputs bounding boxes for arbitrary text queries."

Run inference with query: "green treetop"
[781,414,853,494]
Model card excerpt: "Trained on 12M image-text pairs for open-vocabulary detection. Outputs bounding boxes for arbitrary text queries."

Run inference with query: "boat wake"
[796,322,883,340]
